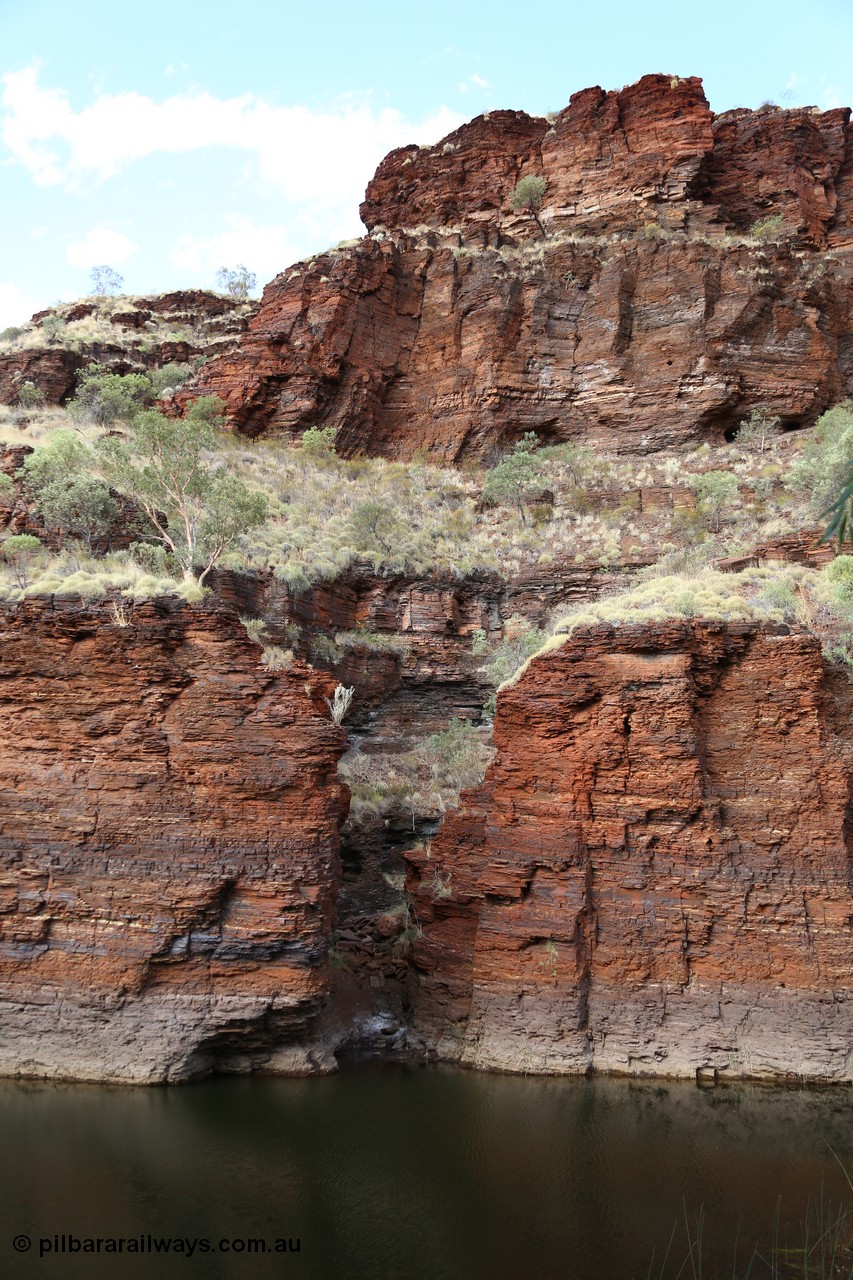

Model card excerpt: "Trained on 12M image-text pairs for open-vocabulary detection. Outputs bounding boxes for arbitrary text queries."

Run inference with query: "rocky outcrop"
[0,597,348,1082]
[405,620,853,1082]
[179,75,853,458]
[0,291,254,408]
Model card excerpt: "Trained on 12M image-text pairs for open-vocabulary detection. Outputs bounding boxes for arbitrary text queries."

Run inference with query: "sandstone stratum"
[173,73,853,459]
[0,598,348,1083]
[2,73,853,1086]
[406,621,853,1082]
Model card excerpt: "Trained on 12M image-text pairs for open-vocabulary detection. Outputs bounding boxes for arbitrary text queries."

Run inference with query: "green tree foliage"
[216,265,257,300]
[147,363,193,397]
[509,175,547,236]
[748,214,784,242]
[299,425,338,463]
[182,395,227,429]
[22,430,118,551]
[734,405,781,453]
[68,364,152,427]
[17,381,45,412]
[689,470,739,532]
[41,315,67,345]
[347,500,406,557]
[98,409,267,583]
[89,265,124,296]
[482,432,546,523]
[791,403,853,544]
[0,534,45,587]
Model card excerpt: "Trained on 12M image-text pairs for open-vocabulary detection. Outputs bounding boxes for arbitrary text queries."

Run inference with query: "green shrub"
[183,394,226,428]
[148,363,192,396]
[37,476,118,551]
[735,406,781,453]
[689,470,739,532]
[128,541,173,574]
[299,426,338,463]
[0,326,24,343]
[17,381,45,411]
[41,315,67,345]
[790,402,853,528]
[0,534,44,587]
[347,500,406,557]
[755,575,798,619]
[823,555,853,593]
[482,433,546,524]
[477,614,549,684]
[68,365,152,426]
[510,175,547,236]
[749,214,784,241]
[21,431,118,551]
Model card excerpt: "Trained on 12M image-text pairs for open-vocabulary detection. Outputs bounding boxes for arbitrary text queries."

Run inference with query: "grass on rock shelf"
[0,397,841,618]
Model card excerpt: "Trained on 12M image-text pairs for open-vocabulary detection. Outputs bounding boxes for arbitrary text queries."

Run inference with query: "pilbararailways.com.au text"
[11,1234,301,1258]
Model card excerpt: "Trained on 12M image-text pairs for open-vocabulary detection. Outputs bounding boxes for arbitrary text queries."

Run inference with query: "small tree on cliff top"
[216,265,257,301]
[510,175,547,237]
[89,265,124,297]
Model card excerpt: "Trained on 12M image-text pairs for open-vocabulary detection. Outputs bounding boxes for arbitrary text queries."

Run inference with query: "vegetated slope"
[177,73,853,459]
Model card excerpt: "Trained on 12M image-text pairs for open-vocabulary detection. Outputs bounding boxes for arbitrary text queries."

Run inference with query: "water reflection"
[1,1066,852,1279]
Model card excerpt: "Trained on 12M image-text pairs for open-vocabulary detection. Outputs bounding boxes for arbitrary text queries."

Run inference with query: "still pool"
[2,1064,852,1279]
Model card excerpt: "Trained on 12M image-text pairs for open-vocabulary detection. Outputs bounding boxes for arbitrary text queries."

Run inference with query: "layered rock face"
[0,598,347,1082]
[182,74,853,458]
[406,621,853,1082]
[0,290,253,408]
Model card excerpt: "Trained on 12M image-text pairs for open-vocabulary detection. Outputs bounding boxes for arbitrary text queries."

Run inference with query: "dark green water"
[2,1064,853,1280]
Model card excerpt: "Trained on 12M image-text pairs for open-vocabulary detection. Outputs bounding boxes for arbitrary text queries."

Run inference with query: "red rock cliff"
[405,621,853,1082]
[0,598,347,1083]
[180,74,853,458]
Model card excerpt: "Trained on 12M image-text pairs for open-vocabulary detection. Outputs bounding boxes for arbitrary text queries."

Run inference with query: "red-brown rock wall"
[179,75,853,458]
[185,230,852,458]
[406,621,853,1082]
[0,597,348,1082]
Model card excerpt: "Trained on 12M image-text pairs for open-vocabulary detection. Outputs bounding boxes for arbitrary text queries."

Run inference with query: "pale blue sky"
[1,0,852,326]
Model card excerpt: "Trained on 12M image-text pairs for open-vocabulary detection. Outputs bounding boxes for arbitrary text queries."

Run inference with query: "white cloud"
[0,66,463,208]
[66,226,138,268]
[458,73,489,96]
[170,215,312,283]
[0,281,45,329]
[821,85,846,110]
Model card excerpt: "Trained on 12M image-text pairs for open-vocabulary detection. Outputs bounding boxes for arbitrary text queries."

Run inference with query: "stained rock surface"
[181,74,853,458]
[406,621,853,1082]
[0,598,347,1082]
